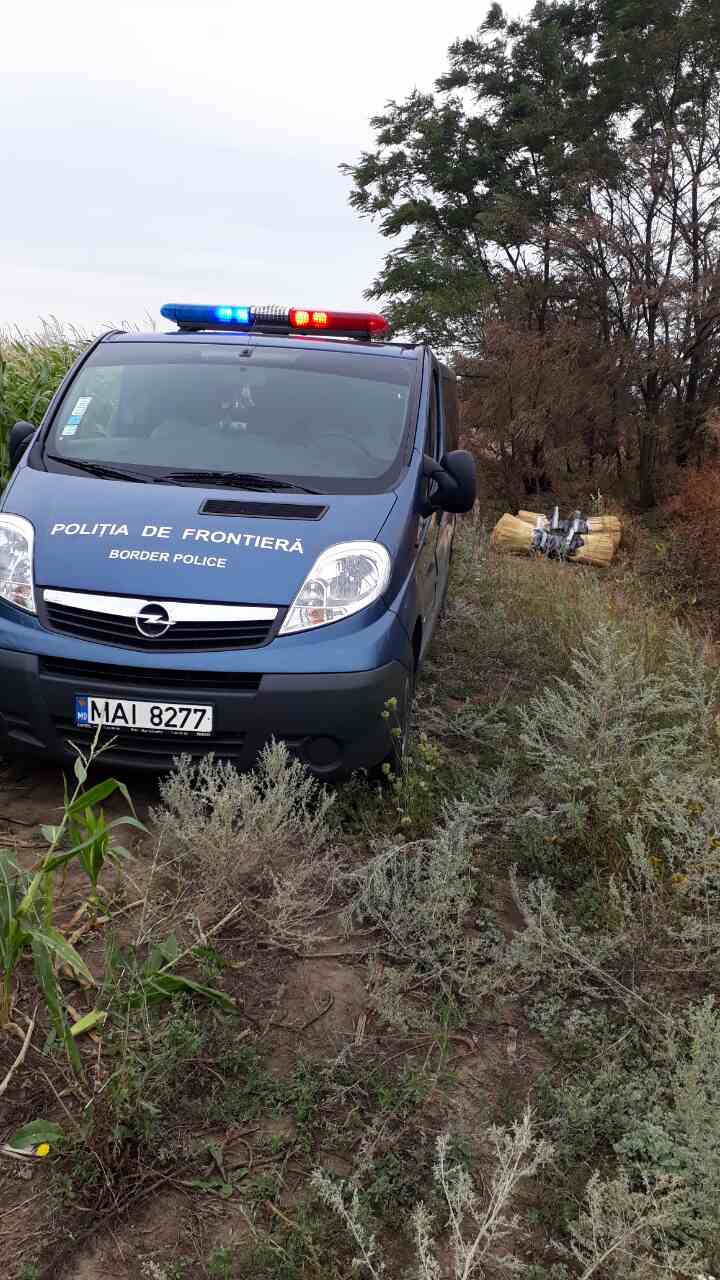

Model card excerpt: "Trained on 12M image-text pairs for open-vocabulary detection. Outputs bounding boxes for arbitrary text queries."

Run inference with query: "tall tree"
[345,0,720,507]
[561,0,720,502]
[342,2,598,345]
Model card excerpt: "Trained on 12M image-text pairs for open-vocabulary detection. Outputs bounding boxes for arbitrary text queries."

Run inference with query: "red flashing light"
[289,308,390,337]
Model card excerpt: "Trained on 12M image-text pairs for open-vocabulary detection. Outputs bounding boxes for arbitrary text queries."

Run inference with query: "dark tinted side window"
[441,373,459,452]
[425,371,440,459]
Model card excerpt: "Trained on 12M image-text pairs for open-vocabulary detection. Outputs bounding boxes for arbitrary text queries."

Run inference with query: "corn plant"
[65,792,144,915]
[0,851,93,1070]
[0,853,31,1028]
[0,738,143,1070]
[0,322,90,476]
[39,739,143,919]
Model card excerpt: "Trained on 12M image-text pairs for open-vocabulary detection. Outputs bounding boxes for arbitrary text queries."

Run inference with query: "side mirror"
[9,421,36,472]
[422,449,477,515]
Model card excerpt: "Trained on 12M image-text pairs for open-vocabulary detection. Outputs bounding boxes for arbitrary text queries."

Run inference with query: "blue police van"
[0,303,476,776]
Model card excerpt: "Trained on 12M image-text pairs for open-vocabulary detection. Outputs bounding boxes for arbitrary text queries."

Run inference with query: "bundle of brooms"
[518,510,622,548]
[491,509,621,568]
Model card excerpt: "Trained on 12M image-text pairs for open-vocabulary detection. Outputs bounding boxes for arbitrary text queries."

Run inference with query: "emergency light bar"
[160,303,390,340]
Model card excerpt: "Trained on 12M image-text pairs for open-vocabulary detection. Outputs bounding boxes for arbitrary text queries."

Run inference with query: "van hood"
[7,470,397,606]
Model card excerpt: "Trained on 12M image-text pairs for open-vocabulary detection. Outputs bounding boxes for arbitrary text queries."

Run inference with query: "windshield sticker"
[49,521,304,570]
[60,396,93,437]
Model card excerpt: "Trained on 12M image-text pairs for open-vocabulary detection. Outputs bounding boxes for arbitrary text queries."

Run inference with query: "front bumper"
[0,647,406,775]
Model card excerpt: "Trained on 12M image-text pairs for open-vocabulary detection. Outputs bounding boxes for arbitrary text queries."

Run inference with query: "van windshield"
[44,341,416,494]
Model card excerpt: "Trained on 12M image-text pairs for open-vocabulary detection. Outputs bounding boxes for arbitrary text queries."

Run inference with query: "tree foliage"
[344,0,720,506]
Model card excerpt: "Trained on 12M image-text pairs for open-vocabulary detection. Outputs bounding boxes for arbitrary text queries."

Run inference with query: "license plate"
[74,695,213,735]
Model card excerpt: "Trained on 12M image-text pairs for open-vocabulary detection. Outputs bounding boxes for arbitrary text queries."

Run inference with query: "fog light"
[301,736,341,769]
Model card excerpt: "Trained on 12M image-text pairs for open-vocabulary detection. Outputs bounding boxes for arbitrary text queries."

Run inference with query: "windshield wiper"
[46,455,153,484]
[163,470,321,494]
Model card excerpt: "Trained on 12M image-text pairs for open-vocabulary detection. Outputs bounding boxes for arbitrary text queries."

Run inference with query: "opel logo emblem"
[136,603,172,639]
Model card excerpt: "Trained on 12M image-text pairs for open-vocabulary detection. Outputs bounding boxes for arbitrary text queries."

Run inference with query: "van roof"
[103,330,422,360]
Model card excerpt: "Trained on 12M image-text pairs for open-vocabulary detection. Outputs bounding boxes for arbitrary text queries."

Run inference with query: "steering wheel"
[312,431,377,461]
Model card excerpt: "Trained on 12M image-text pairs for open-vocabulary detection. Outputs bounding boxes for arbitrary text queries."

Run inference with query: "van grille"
[43,601,276,652]
[40,657,262,693]
[54,718,248,768]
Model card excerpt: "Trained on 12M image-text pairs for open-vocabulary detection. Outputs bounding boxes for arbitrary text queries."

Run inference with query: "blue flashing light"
[213,306,250,323]
[160,303,253,329]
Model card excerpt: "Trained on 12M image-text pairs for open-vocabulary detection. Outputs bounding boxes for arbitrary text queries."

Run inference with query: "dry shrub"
[457,318,630,509]
[341,804,500,1028]
[511,622,719,871]
[151,741,336,913]
[666,463,720,610]
[313,1107,553,1279]
[484,879,720,1269]
[264,857,337,944]
[614,998,720,1267]
[343,803,478,964]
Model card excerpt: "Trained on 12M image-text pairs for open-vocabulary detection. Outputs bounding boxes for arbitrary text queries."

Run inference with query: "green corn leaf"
[146,933,181,973]
[42,830,115,873]
[40,847,88,874]
[17,875,41,920]
[0,853,21,928]
[0,918,24,974]
[180,1177,236,1197]
[107,844,131,862]
[65,778,124,817]
[78,847,100,887]
[69,1009,106,1037]
[107,815,147,835]
[31,937,82,1074]
[133,972,236,1011]
[0,855,29,971]
[157,933,181,964]
[112,780,137,815]
[8,1120,64,1150]
[27,925,94,986]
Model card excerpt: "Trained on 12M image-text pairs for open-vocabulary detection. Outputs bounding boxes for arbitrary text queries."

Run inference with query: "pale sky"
[1,0,526,333]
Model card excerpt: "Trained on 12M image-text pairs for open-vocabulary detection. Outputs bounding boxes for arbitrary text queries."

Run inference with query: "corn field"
[0,322,91,476]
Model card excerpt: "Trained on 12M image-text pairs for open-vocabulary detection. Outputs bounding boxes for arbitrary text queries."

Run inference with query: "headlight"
[279,540,391,636]
[0,515,36,613]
